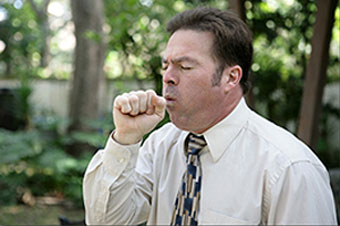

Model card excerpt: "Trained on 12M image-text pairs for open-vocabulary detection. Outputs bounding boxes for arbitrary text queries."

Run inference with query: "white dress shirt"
[83,98,337,225]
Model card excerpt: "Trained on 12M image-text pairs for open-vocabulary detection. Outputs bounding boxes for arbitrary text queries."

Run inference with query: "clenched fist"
[113,90,166,145]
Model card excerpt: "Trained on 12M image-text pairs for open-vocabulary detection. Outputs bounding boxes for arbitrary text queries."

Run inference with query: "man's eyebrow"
[162,56,199,65]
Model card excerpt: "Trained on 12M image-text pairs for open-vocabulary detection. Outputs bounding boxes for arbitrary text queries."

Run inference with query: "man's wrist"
[112,131,142,145]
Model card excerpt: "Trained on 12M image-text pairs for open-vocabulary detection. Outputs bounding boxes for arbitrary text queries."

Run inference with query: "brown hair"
[166,7,253,94]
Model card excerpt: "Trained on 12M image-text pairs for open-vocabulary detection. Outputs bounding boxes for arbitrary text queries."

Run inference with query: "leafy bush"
[0,114,113,207]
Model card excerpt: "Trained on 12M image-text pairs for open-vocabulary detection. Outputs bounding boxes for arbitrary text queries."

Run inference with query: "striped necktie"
[171,133,207,226]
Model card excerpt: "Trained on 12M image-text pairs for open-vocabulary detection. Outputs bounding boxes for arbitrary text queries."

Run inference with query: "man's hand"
[113,90,166,145]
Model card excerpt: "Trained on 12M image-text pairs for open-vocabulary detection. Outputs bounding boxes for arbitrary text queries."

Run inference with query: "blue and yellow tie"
[171,133,207,226]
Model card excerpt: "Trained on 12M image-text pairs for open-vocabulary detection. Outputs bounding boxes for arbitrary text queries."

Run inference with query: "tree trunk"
[68,0,106,155]
[228,0,245,21]
[40,19,51,68]
[228,0,255,109]
[27,0,51,67]
[297,0,337,150]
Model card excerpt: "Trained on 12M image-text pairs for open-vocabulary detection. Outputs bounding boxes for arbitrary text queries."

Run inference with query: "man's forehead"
[162,30,215,63]
[162,55,199,64]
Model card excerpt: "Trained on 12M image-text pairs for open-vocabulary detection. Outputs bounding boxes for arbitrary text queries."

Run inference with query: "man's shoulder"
[246,111,322,166]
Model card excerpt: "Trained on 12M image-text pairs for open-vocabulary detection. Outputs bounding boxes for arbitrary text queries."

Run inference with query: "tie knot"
[187,133,207,155]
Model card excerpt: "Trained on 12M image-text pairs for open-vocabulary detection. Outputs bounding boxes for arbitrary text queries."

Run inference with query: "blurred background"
[0,0,339,224]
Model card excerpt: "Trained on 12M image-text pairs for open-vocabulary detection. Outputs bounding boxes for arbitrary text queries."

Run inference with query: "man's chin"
[168,113,190,131]
[165,104,176,113]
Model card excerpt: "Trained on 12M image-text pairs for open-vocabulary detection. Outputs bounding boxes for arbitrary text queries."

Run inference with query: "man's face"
[162,29,227,133]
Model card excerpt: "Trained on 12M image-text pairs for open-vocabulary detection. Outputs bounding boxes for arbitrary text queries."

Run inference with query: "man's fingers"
[114,94,132,114]
[115,90,158,116]
[136,91,147,113]
[112,90,165,145]
[129,94,139,116]
[145,90,165,117]
[146,90,156,115]
[151,95,166,117]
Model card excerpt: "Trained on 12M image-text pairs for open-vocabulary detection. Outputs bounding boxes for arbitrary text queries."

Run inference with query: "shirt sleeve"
[266,161,338,225]
[83,132,152,225]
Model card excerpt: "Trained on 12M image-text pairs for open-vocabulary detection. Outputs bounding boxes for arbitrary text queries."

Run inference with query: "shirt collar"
[202,98,251,162]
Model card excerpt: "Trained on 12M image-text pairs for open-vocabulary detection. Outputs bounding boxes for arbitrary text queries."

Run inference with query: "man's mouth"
[165,97,175,101]
[164,95,176,104]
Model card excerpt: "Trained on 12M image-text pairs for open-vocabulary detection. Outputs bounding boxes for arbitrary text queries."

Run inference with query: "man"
[83,7,337,225]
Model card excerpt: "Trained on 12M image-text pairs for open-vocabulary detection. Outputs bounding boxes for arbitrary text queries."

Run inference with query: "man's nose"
[162,67,179,85]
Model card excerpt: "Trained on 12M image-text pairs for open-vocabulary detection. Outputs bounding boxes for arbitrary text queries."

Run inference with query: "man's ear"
[222,65,242,93]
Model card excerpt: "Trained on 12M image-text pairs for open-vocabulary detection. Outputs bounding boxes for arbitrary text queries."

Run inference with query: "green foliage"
[0,114,112,206]
[16,76,33,126]
[0,129,42,164]
[246,0,339,165]
[248,0,316,130]
[317,103,340,168]
[0,0,44,78]
[0,0,339,209]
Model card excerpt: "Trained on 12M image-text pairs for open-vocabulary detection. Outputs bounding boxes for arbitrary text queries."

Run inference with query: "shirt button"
[119,158,125,163]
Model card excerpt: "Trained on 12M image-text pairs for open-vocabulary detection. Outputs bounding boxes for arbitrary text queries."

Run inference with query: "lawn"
[0,204,85,225]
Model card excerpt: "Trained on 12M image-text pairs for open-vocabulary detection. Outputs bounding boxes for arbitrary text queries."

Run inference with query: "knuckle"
[121,96,129,103]
[121,98,129,106]
[139,92,147,100]
[129,91,137,96]
[121,93,129,98]
[115,94,123,100]
[129,95,139,103]
[135,90,145,96]
[114,95,124,105]
[146,90,156,104]
[146,89,156,96]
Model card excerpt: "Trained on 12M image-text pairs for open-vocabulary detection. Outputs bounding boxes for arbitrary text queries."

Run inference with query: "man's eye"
[180,65,192,70]
[161,65,168,70]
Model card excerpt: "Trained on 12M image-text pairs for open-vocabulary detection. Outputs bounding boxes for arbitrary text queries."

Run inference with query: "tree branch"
[27,0,42,19]
[43,0,51,14]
